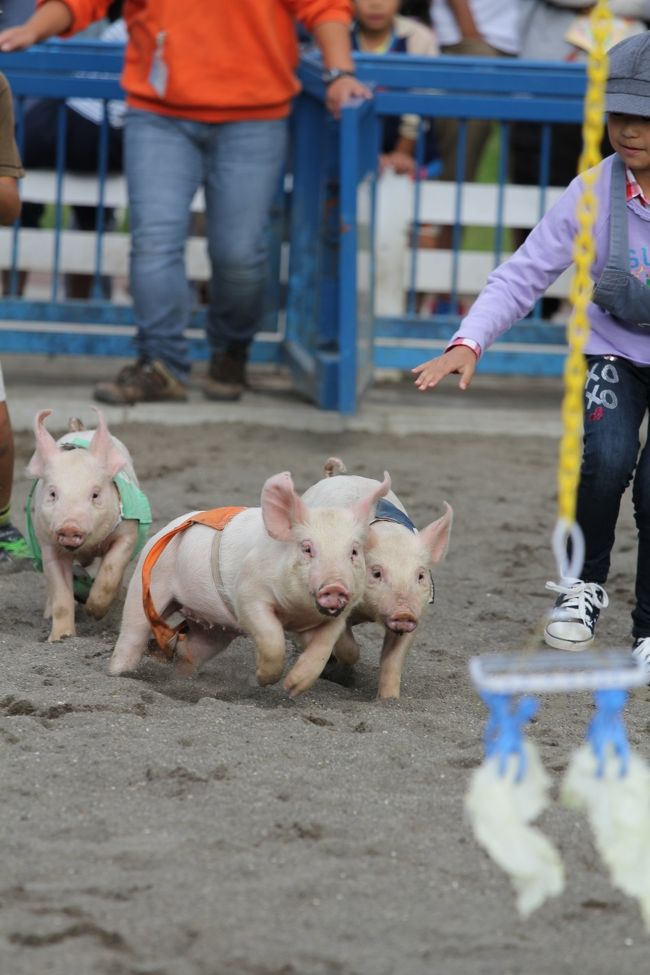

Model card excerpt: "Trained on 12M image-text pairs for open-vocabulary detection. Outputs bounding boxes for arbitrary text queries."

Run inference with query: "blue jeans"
[124,109,289,381]
[578,355,650,638]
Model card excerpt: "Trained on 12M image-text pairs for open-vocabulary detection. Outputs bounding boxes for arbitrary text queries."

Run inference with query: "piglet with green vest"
[26,409,151,642]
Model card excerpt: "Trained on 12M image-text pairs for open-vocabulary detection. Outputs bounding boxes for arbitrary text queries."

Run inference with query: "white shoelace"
[545,579,609,621]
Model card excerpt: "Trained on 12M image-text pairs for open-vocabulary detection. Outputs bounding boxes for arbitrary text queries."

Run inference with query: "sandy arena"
[1,362,648,975]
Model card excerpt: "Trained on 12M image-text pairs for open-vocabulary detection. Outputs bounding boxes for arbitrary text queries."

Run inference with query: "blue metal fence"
[0,43,591,412]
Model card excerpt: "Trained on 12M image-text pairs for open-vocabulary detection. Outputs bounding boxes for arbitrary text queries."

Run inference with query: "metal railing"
[0,43,590,412]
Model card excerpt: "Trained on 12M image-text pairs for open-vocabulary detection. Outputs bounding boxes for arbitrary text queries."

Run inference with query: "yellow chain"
[557,0,613,533]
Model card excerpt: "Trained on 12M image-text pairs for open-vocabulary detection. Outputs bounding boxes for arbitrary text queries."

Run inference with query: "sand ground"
[1,368,648,975]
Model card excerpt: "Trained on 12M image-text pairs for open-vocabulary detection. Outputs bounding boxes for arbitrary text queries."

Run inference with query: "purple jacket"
[453,153,650,365]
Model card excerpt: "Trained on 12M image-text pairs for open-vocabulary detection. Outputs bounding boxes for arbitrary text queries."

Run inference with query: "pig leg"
[284,617,347,698]
[237,604,288,686]
[333,624,360,667]
[377,630,417,700]
[174,623,236,676]
[86,520,138,620]
[42,548,75,641]
[107,563,155,675]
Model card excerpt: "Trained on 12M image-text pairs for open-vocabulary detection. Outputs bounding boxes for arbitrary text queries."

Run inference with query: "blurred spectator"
[352,0,439,176]
[6,12,127,300]
[430,0,519,182]
[426,0,519,314]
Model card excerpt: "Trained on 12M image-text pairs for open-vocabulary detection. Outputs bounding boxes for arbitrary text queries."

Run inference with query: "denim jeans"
[124,109,289,381]
[578,355,650,638]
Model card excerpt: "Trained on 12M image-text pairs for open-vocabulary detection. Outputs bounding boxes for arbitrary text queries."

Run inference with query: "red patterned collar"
[626,165,650,206]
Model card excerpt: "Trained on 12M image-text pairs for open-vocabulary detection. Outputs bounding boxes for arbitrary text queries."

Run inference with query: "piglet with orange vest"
[107,471,390,697]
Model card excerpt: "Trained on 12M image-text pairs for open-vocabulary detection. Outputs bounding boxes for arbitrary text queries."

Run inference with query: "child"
[352,0,438,176]
[412,32,650,663]
[0,71,30,571]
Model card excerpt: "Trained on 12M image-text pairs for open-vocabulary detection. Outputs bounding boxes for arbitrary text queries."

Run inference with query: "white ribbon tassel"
[561,744,650,931]
[465,739,565,917]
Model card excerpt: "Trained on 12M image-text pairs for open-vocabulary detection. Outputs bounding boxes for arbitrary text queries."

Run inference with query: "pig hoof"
[256,663,284,687]
[283,667,319,698]
[48,630,73,643]
[86,590,113,619]
[107,651,140,675]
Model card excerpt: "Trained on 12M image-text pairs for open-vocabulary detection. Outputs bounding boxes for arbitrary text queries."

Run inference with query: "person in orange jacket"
[0,1,369,403]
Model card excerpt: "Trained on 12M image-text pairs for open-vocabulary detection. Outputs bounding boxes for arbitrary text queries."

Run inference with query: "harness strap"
[142,506,246,658]
[606,155,628,272]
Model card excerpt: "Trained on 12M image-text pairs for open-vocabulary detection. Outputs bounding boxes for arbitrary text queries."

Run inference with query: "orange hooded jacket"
[42,0,352,122]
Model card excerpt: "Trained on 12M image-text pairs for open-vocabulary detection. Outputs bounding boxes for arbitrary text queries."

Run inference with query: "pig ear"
[351,471,391,526]
[88,408,126,478]
[261,472,309,541]
[419,502,453,563]
[27,409,58,477]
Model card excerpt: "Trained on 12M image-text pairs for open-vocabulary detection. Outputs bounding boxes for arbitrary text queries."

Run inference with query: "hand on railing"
[0,2,73,53]
[0,24,39,51]
[379,151,416,177]
[325,75,372,119]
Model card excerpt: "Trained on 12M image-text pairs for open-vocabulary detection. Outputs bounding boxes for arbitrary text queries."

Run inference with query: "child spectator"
[412,33,650,664]
[0,72,30,571]
[352,0,439,175]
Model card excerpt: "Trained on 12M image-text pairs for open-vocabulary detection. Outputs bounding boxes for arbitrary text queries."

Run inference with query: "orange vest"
[142,506,246,658]
[49,0,352,123]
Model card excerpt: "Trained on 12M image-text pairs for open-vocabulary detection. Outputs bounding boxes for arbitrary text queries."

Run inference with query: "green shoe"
[0,522,34,573]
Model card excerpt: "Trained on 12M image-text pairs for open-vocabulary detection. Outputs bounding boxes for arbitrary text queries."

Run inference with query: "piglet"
[302,458,452,699]
[27,409,147,641]
[108,470,390,697]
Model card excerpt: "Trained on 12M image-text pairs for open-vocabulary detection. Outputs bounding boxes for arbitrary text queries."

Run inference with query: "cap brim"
[606,92,650,116]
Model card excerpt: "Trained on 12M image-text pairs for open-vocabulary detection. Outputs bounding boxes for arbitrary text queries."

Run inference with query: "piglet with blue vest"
[107,471,390,697]
[301,458,452,699]
[26,409,151,642]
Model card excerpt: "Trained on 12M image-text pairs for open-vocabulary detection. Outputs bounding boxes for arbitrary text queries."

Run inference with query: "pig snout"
[56,524,86,550]
[316,584,350,616]
[387,611,418,633]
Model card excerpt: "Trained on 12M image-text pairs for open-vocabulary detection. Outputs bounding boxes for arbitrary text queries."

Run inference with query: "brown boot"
[93,359,188,405]
[202,347,248,402]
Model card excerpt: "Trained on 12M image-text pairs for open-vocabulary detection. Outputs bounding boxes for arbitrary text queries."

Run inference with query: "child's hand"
[0,25,38,51]
[380,151,416,177]
[412,346,477,392]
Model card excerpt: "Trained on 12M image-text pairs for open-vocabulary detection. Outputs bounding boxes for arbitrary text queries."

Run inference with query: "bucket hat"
[606,31,650,116]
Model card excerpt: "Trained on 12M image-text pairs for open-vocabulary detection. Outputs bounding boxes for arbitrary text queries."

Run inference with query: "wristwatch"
[322,68,356,86]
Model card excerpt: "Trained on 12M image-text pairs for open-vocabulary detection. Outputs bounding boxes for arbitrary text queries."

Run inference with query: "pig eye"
[301,541,313,557]
[48,487,57,501]
[92,489,101,501]
[370,566,382,580]
[418,571,426,583]
[351,546,360,559]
